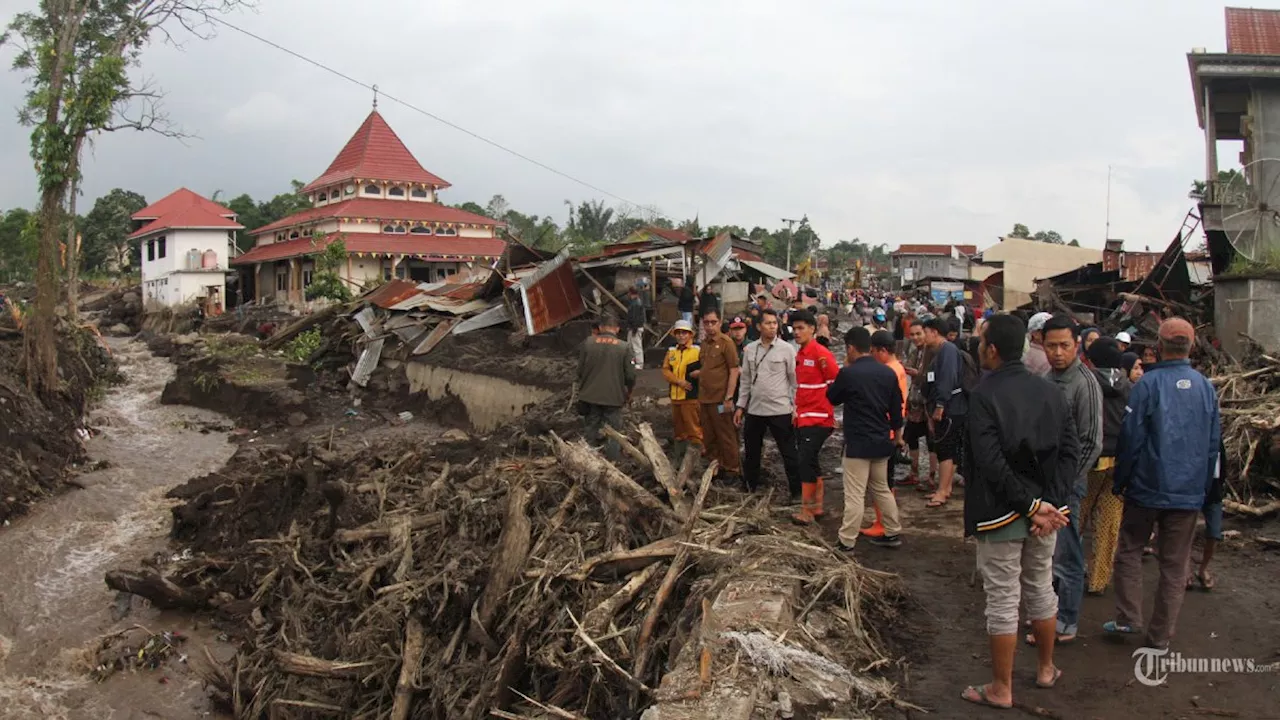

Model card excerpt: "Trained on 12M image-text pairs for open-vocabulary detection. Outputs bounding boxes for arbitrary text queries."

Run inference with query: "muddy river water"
[0,339,235,719]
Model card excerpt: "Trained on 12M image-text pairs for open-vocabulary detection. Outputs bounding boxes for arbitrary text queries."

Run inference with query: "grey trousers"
[976,532,1058,636]
[1113,504,1198,648]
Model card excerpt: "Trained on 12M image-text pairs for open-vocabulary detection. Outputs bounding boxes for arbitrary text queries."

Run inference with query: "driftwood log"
[549,432,679,526]
[390,617,426,720]
[104,570,209,611]
[471,483,532,649]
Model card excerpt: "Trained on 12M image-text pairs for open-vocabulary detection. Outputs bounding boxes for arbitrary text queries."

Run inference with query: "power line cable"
[207,15,664,219]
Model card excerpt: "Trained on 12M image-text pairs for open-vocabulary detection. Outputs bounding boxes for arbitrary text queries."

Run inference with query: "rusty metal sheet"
[364,279,421,309]
[518,252,585,335]
[412,319,456,356]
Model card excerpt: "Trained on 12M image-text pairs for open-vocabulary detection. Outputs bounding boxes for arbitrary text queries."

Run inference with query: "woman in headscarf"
[1080,327,1100,356]
[816,313,833,348]
[1121,352,1143,384]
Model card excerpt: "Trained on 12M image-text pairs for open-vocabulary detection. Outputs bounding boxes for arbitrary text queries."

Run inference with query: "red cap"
[729,316,748,328]
[1159,317,1195,343]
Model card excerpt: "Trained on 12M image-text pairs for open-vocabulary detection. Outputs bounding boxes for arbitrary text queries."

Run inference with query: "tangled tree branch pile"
[1212,345,1280,516]
[108,423,905,718]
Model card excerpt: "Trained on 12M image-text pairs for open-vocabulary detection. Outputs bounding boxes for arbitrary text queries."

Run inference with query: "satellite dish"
[1219,158,1280,264]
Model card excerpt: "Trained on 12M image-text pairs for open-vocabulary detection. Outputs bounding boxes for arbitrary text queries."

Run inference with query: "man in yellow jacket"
[662,319,702,465]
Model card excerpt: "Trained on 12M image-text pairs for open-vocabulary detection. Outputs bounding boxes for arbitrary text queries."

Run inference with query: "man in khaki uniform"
[694,308,741,480]
[577,313,637,460]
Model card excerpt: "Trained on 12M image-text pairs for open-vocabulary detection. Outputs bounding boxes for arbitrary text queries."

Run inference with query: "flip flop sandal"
[925,496,949,508]
[1035,667,1064,689]
[1025,633,1076,647]
[1196,571,1216,590]
[961,684,1012,710]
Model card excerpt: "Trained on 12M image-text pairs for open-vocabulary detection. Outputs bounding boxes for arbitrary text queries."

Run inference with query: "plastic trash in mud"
[91,626,188,682]
[398,411,414,422]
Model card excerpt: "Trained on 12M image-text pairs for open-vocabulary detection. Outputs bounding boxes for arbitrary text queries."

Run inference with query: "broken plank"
[412,319,456,356]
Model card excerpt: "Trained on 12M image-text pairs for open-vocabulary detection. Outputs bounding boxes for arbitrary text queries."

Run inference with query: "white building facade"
[130,189,244,310]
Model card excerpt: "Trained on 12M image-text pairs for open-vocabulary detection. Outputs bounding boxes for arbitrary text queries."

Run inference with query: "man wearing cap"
[734,309,801,494]
[577,313,637,461]
[1024,312,1053,377]
[662,319,702,465]
[1115,331,1133,353]
[728,315,749,355]
[1107,318,1221,650]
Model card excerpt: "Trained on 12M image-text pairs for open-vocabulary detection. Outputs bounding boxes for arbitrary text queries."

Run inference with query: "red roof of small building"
[301,111,451,193]
[231,232,506,266]
[645,227,693,244]
[891,243,977,257]
[250,198,500,236]
[129,188,242,239]
[1225,7,1280,54]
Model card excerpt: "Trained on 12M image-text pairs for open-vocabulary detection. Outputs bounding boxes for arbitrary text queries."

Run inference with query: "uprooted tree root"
[109,423,906,719]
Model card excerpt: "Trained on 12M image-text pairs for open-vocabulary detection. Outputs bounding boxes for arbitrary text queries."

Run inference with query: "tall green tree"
[81,187,145,272]
[4,0,247,393]
[565,199,615,244]
[0,208,37,282]
[1009,223,1032,239]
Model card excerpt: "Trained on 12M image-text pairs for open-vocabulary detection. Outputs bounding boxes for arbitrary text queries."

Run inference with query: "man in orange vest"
[863,330,909,536]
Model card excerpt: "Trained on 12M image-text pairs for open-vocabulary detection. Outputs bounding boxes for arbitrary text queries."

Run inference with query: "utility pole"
[1105,165,1112,240]
[781,214,807,271]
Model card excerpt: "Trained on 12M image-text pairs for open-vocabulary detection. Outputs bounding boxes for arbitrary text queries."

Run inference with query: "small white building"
[130,188,243,311]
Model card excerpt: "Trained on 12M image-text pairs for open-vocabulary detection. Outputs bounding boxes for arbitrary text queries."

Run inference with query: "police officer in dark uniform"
[577,312,637,459]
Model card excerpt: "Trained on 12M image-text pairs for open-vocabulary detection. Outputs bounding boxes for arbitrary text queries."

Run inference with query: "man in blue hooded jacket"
[1106,318,1221,650]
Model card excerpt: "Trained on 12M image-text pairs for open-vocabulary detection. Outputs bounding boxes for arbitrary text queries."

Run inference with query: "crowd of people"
[575,287,1225,711]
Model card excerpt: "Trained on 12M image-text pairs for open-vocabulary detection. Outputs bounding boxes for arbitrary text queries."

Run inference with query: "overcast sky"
[0,0,1245,251]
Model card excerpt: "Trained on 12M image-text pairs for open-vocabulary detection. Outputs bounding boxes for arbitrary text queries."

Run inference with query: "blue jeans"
[1053,481,1086,635]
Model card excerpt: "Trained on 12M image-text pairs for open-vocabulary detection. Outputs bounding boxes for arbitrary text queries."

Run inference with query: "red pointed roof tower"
[301,110,451,194]
[234,109,504,268]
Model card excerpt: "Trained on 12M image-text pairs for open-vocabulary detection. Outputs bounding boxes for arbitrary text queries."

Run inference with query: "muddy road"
[0,339,235,720]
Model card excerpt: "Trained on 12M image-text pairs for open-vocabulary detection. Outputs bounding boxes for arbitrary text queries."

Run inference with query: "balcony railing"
[1200,180,1256,208]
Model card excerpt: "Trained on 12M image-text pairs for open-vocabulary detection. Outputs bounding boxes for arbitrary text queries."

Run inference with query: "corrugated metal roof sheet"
[364,279,422,309]
[518,252,585,335]
[1226,7,1280,55]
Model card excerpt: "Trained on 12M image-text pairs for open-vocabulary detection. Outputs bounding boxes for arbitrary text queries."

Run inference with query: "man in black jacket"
[827,327,905,551]
[961,314,1076,711]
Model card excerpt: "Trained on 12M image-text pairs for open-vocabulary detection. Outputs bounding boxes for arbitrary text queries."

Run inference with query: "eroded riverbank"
[0,338,235,719]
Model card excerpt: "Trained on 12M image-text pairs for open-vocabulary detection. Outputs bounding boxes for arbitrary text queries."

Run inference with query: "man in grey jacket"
[1035,314,1103,645]
[734,309,801,495]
